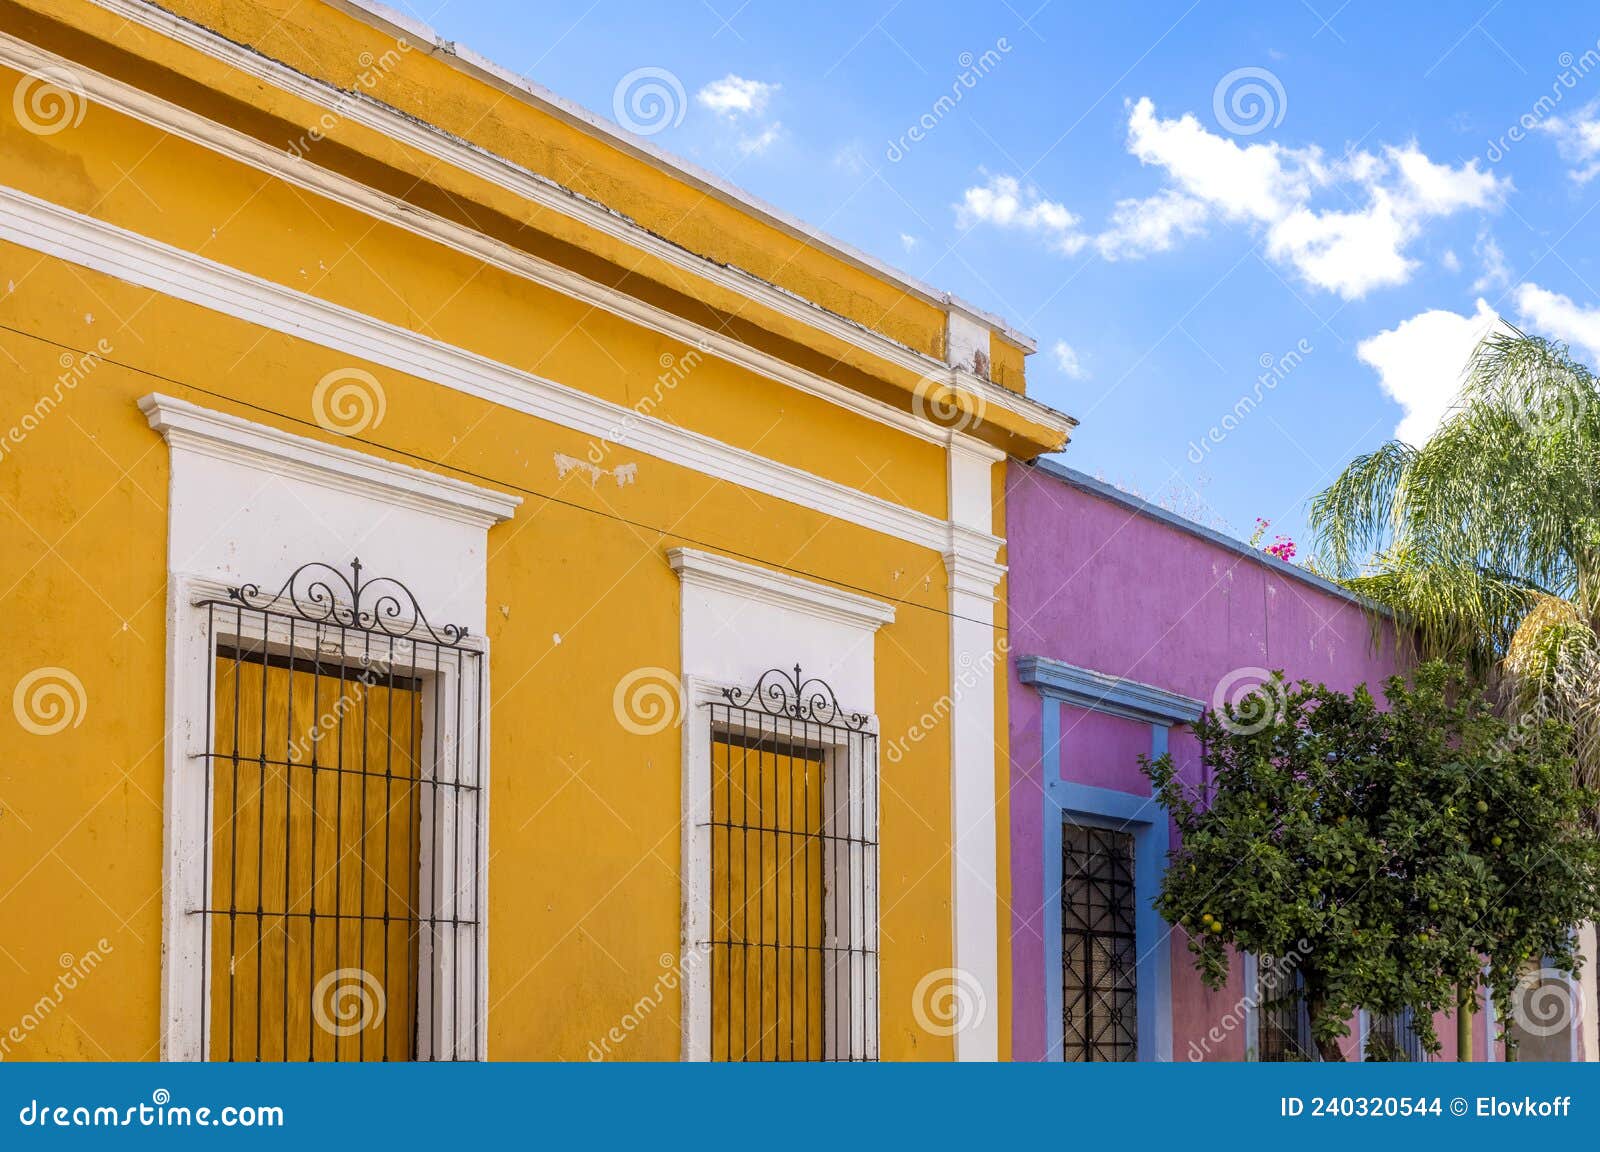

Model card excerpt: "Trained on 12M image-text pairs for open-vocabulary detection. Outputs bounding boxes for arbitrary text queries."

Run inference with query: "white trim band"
[84,0,1070,433]
[139,392,521,529]
[668,547,896,632]
[0,181,993,558]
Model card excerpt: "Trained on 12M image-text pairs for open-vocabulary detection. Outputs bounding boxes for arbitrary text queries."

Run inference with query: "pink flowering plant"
[1250,517,1297,563]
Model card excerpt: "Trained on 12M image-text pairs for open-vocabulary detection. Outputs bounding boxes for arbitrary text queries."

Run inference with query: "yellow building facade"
[0,0,1070,1061]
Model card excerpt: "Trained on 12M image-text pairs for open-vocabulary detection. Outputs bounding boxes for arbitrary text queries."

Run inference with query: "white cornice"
[272,0,1034,351]
[0,30,970,453]
[80,0,1071,443]
[668,548,895,632]
[944,525,1007,602]
[139,392,521,529]
[1,182,994,558]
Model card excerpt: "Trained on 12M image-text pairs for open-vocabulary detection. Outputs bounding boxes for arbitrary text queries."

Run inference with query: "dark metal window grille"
[705,666,877,1061]
[1368,1008,1427,1062]
[1257,956,1316,1061]
[1061,823,1138,1061]
[196,559,483,1061]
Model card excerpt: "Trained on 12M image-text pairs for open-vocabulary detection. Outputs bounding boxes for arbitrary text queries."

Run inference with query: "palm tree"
[1310,329,1600,800]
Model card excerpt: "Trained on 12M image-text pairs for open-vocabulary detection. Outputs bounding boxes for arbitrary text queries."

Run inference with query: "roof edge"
[326,0,1037,351]
[1026,459,1391,616]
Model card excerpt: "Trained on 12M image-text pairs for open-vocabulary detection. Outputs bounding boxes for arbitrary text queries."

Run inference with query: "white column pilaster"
[944,439,1006,1061]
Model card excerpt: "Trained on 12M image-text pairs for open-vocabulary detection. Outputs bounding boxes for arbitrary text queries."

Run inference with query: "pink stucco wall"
[1003,461,1494,1061]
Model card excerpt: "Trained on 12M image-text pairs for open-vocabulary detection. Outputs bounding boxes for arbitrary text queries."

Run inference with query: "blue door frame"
[1020,656,1204,1063]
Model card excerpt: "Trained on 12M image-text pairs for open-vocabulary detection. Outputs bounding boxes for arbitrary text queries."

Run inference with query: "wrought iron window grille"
[191,559,484,1062]
[1256,955,1317,1062]
[1060,822,1139,1061]
[1367,1007,1428,1062]
[700,666,879,1061]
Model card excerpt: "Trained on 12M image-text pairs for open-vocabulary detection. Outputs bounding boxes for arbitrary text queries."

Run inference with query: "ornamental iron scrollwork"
[228,558,468,646]
[721,665,869,731]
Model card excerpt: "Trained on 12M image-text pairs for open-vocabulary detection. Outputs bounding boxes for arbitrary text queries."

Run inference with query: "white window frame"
[161,573,490,1061]
[680,674,880,1062]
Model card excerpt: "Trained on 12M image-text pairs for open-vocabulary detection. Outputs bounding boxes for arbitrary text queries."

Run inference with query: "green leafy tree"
[1143,664,1600,1061]
[1309,331,1600,799]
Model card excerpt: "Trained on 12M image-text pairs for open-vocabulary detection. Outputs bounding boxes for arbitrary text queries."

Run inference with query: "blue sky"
[416,1,1600,551]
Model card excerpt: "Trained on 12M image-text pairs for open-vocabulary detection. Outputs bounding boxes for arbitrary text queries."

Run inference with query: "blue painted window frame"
[1021,656,1203,1063]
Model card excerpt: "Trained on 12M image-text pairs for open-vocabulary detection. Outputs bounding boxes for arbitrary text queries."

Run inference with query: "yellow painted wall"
[5,0,1049,446]
[0,3,1026,1060]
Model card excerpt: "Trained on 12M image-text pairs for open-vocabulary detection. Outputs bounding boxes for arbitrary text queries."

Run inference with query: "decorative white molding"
[0,31,1004,455]
[941,438,1003,1062]
[329,0,1033,353]
[139,392,520,529]
[668,548,894,632]
[0,181,993,558]
[944,528,1007,605]
[77,1,1070,442]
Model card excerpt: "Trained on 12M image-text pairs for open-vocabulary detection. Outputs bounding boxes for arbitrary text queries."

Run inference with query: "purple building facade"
[1004,459,1508,1062]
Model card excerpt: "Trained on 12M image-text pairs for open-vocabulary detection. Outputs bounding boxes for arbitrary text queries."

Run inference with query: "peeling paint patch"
[554,452,638,487]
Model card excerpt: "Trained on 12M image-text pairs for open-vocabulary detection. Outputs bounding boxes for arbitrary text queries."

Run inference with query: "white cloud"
[899,233,919,253]
[738,121,783,155]
[1357,299,1502,444]
[1471,229,1510,292]
[1113,98,1509,298]
[1535,100,1600,184]
[1442,249,1461,272]
[1096,189,1209,260]
[1052,340,1088,379]
[954,101,1506,299]
[955,174,1089,255]
[1125,98,1313,223]
[697,75,778,118]
[1515,283,1600,365]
